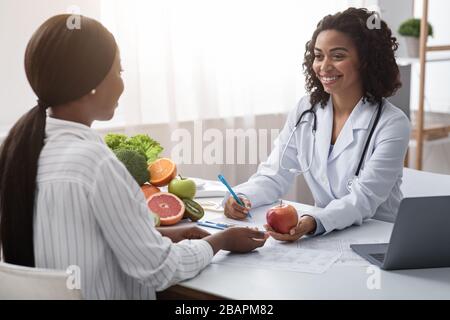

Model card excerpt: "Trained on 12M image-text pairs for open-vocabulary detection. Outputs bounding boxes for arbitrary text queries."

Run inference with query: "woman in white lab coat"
[224,8,411,241]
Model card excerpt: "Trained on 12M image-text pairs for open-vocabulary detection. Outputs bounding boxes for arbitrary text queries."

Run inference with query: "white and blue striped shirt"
[34,117,213,299]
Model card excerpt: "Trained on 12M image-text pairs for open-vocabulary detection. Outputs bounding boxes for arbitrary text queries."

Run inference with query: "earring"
[91,89,97,95]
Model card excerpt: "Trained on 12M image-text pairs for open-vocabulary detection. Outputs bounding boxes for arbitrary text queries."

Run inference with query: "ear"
[77,89,98,107]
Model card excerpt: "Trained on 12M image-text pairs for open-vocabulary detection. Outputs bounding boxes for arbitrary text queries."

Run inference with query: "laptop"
[351,196,450,270]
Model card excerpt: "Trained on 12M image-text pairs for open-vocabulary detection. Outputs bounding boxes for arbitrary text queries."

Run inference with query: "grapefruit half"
[147,192,185,226]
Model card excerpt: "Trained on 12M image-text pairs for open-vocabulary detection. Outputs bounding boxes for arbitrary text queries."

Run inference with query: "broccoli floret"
[126,134,163,164]
[114,149,150,186]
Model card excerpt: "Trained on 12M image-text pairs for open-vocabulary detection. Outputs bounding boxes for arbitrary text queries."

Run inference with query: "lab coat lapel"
[328,116,354,163]
[315,98,333,173]
[328,99,376,163]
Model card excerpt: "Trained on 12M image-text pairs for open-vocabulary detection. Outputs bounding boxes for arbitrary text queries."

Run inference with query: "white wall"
[378,0,414,58]
[411,0,450,114]
[0,0,101,133]
[369,0,450,115]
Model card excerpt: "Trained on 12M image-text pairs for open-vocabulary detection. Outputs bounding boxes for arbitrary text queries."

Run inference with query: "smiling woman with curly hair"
[224,8,411,242]
[303,7,402,108]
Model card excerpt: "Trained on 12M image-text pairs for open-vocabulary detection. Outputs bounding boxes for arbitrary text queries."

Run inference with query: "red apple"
[266,200,299,234]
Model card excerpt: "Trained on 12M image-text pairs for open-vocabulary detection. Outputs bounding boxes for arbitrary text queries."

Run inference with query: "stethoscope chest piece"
[346,176,358,192]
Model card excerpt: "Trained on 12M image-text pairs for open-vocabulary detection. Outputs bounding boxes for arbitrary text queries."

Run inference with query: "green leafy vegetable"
[105,133,163,164]
[105,133,127,151]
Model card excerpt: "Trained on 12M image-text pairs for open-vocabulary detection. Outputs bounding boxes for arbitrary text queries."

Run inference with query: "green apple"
[168,175,196,199]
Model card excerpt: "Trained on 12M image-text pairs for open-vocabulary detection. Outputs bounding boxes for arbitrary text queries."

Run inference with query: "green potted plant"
[398,18,433,58]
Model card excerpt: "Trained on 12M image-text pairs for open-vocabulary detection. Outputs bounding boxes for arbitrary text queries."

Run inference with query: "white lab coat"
[232,95,411,234]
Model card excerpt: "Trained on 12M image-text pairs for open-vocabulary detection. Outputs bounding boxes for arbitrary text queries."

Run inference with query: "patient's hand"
[264,215,316,242]
[157,224,211,243]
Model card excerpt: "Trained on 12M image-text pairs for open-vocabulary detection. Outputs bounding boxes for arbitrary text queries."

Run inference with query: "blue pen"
[218,174,252,218]
[205,221,234,228]
[197,221,228,230]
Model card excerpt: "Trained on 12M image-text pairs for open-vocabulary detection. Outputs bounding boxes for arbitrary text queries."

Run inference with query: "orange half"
[141,183,161,200]
[148,158,177,187]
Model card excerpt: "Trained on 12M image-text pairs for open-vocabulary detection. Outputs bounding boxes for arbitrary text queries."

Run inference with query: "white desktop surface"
[182,200,450,299]
[183,202,450,299]
[177,168,450,300]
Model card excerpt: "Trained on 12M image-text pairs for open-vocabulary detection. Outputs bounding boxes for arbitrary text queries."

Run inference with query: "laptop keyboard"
[369,253,386,263]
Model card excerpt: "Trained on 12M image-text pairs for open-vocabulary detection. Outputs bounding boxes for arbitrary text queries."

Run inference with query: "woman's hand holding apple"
[224,195,252,220]
[265,216,317,242]
[264,215,317,242]
[264,200,317,242]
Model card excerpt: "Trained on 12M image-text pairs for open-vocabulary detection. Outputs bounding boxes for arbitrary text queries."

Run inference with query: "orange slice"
[148,158,177,187]
[141,183,161,200]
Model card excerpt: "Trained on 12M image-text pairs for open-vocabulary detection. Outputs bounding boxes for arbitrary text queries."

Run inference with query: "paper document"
[297,237,386,266]
[206,214,262,229]
[212,238,341,274]
[194,179,228,198]
[201,199,385,269]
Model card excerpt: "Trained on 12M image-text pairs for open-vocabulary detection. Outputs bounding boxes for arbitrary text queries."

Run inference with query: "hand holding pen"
[223,194,252,220]
[218,174,253,220]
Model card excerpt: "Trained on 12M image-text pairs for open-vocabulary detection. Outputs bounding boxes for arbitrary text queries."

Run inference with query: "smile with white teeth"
[319,75,341,84]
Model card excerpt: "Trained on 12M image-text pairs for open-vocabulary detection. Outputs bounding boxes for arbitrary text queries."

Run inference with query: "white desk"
[165,198,450,300]
[159,169,450,300]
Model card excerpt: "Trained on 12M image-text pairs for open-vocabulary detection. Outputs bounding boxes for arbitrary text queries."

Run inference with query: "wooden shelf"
[427,45,450,52]
[411,111,450,141]
[413,0,450,169]
[397,51,450,65]
[412,125,450,141]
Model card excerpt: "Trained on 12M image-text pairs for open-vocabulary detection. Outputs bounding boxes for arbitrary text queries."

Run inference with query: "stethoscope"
[279,100,384,192]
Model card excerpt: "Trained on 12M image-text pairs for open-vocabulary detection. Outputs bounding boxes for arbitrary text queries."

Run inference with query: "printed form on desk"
[205,201,386,272]
[207,202,340,274]
[212,238,341,274]
[297,237,386,266]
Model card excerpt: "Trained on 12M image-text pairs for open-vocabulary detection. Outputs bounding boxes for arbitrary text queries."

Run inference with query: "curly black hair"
[303,7,401,108]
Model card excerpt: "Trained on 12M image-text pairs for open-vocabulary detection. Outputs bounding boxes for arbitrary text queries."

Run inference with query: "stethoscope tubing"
[280,100,383,179]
